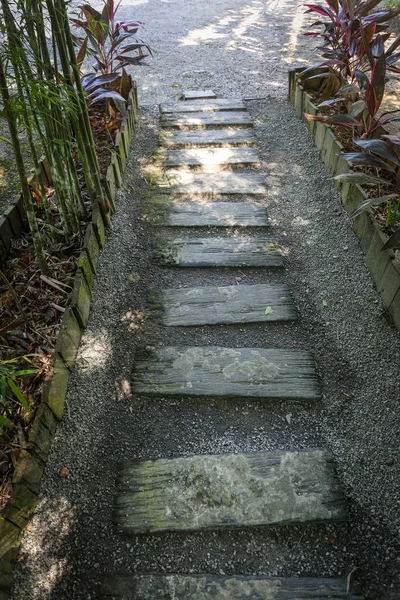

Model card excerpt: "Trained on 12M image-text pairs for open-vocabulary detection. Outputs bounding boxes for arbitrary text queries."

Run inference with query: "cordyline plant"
[299,0,400,100]
[304,33,400,250]
[305,37,400,136]
[73,0,152,107]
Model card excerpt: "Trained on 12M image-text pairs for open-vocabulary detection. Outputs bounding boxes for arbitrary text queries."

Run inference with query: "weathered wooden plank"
[183,89,216,101]
[115,449,346,534]
[156,172,267,196]
[160,128,257,148]
[102,574,362,599]
[160,99,246,114]
[158,237,284,268]
[132,346,321,399]
[156,284,296,326]
[161,111,253,129]
[163,147,260,168]
[164,201,269,227]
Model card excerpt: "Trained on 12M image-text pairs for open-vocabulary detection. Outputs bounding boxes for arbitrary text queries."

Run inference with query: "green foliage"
[0,355,39,428]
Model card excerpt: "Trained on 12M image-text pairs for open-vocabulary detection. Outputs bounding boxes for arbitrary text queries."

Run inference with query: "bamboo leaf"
[7,378,31,411]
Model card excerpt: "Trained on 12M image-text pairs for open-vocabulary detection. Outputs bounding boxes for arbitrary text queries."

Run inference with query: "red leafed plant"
[73,0,152,106]
[300,0,400,100]
[305,38,400,137]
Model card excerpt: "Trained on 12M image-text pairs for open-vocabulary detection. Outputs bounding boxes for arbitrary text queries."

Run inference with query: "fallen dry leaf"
[330,537,336,545]
[59,466,70,478]
[26,521,33,532]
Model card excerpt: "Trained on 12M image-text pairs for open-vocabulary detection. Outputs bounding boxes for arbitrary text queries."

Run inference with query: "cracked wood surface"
[158,236,283,268]
[132,346,321,399]
[160,128,257,148]
[102,574,361,599]
[115,449,346,534]
[157,283,296,326]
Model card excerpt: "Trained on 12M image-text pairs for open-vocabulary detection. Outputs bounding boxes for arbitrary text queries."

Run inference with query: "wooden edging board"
[288,69,400,330]
[0,82,139,596]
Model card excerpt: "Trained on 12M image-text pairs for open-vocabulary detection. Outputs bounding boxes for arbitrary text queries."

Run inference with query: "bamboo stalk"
[0,53,49,275]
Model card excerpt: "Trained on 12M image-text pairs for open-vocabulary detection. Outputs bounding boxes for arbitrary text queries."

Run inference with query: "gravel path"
[11,1,400,599]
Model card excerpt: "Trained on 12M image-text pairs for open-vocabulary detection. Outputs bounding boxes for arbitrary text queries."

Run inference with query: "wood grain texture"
[160,99,246,113]
[160,128,257,148]
[183,90,216,100]
[163,147,260,168]
[115,449,346,534]
[161,111,253,129]
[158,284,296,326]
[158,236,284,267]
[132,346,321,399]
[164,201,269,227]
[102,574,362,599]
[156,172,267,196]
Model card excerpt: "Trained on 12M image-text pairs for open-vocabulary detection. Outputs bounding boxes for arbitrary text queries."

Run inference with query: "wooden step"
[160,99,246,114]
[102,574,362,599]
[115,449,346,534]
[162,147,260,168]
[157,236,284,268]
[155,284,296,326]
[132,346,321,399]
[156,172,267,196]
[160,201,269,227]
[161,111,253,129]
[160,128,257,148]
[183,89,216,101]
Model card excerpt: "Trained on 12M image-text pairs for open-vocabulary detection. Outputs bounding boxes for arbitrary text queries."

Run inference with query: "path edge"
[288,69,400,331]
[0,83,139,598]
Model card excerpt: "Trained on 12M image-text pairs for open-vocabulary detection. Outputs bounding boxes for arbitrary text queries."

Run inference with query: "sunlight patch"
[79,328,112,372]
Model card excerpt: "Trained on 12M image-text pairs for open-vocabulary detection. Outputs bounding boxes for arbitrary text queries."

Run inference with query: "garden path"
[11,2,400,599]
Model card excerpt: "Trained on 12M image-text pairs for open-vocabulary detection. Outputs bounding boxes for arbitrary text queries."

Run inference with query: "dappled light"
[78,328,113,373]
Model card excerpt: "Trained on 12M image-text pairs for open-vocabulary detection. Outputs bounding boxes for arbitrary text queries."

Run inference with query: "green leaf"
[0,416,12,428]
[348,100,366,117]
[7,379,31,412]
[322,300,328,307]
[334,173,391,185]
[264,306,275,315]
[337,83,359,96]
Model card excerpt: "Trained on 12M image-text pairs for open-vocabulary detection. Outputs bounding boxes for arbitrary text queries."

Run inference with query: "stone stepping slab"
[160,201,269,227]
[183,89,216,101]
[132,346,321,400]
[154,283,296,326]
[160,99,246,114]
[157,236,284,268]
[156,172,267,196]
[162,147,260,168]
[102,574,362,599]
[160,127,257,148]
[114,449,346,534]
[161,111,253,129]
